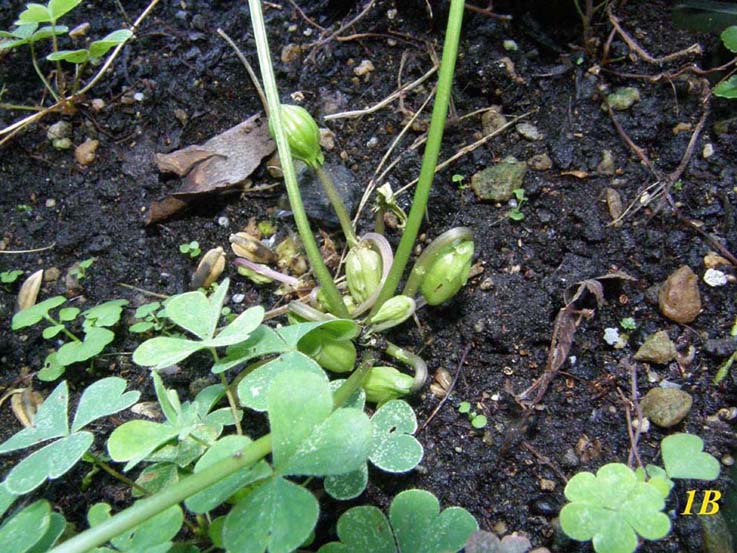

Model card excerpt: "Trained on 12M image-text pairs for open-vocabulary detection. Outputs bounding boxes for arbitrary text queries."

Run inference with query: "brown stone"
[658,266,701,323]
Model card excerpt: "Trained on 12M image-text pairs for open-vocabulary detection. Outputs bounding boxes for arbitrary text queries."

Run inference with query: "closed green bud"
[269,104,324,169]
[299,330,356,373]
[345,244,382,304]
[368,295,415,332]
[420,241,474,305]
[363,366,414,405]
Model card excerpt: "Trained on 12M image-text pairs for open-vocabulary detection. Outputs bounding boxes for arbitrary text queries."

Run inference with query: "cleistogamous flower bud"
[367,295,415,332]
[363,366,414,404]
[269,104,324,169]
[420,241,474,305]
[298,330,356,373]
[345,244,383,304]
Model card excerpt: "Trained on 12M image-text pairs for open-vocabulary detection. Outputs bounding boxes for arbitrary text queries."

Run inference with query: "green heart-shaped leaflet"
[11,296,66,330]
[223,476,318,553]
[661,433,720,481]
[0,500,57,553]
[318,506,396,553]
[0,381,68,453]
[72,376,140,432]
[268,370,371,477]
[370,400,423,473]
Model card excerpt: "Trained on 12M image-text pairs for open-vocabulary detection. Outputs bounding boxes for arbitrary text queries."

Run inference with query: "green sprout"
[508,188,527,221]
[0,269,23,284]
[458,401,487,429]
[619,317,637,331]
[178,240,201,258]
[451,173,468,190]
[16,204,33,212]
[69,257,95,281]
[713,26,737,99]
[560,433,720,553]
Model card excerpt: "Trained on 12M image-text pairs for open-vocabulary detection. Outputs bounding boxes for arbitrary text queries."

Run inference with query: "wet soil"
[1,0,736,551]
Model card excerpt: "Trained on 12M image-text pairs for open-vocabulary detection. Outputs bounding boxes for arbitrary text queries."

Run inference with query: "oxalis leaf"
[325,400,423,501]
[560,463,671,553]
[223,476,318,553]
[721,25,737,53]
[11,296,66,330]
[318,489,478,553]
[0,500,51,553]
[56,327,115,366]
[661,433,720,481]
[71,376,140,432]
[268,370,371,477]
[88,502,183,553]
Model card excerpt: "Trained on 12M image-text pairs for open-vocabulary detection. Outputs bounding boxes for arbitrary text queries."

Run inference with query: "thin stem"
[248,0,348,318]
[314,165,359,248]
[385,341,427,392]
[50,21,67,97]
[30,43,60,102]
[86,452,151,496]
[44,315,81,342]
[210,348,244,435]
[369,0,465,316]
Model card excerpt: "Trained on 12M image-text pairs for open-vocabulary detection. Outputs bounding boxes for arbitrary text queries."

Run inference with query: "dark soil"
[1,0,736,551]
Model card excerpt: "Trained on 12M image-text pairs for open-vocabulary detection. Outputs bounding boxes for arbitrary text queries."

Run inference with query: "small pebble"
[133,92,144,102]
[721,454,734,466]
[516,122,542,141]
[527,153,552,171]
[659,265,701,323]
[217,216,229,228]
[703,268,727,287]
[47,120,71,141]
[353,59,375,77]
[540,478,555,491]
[366,136,379,148]
[561,448,579,467]
[702,143,714,159]
[232,293,245,304]
[387,8,397,19]
[641,387,693,428]
[503,39,518,51]
[45,198,56,208]
[474,320,485,333]
[74,138,99,165]
[479,277,494,291]
[632,417,650,433]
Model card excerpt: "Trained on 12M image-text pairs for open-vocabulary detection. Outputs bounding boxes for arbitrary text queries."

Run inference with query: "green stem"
[385,341,427,393]
[86,452,151,496]
[210,348,243,435]
[50,21,67,98]
[44,315,81,342]
[49,353,373,553]
[369,0,465,317]
[314,165,359,248]
[29,43,60,102]
[248,0,348,318]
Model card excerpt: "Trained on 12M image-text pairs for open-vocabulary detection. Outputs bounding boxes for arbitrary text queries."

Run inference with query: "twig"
[522,441,569,483]
[608,7,701,65]
[324,64,438,120]
[217,29,269,115]
[395,111,534,197]
[0,242,55,254]
[118,283,169,299]
[418,342,473,432]
[306,0,376,63]
[286,0,327,31]
[465,2,513,21]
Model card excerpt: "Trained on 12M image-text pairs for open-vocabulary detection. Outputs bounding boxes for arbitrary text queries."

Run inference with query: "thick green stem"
[369,0,465,317]
[314,165,359,248]
[248,0,348,318]
[50,434,272,553]
[385,341,427,393]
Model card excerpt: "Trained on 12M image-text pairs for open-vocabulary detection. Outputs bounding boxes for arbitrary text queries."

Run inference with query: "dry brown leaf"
[192,247,226,290]
[16,269,43,312]
[560,170,589,179]
[11,388,44,428]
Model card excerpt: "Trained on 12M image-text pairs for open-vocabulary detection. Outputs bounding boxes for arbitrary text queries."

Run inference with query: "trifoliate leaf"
[223,476,318,553]
[48,0,83,20]
[11,296,66,329]
[268,370,371,476]
[714,76,737,99]
[185,435,272,514]
[82,299,128,329]
[370,400,423,473]
[560,463,671,553]
[88,29,133,59]
[0,381,69,453]
[0,500,51,553]
[4,432,93,494]
[56,327,115,366]
[661,433,720,481]
[164,291,216,340]
[206,305,264,347]
[71,377,140,432]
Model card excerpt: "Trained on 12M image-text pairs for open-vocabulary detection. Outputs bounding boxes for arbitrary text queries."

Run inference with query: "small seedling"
[16,204,32,213]
[69,257,95,281]
[0,269,23,284]
[508,188,527,221]
[619,317,636,331]
[673,179,683,192]
[451,173,468,190]
[560,433,720,553]
[128,301,167,334]
[458,401,487,429]
[179,240,201,258]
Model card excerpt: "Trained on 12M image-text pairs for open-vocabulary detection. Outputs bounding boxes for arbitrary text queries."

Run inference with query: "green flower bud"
[368,295,415,332]
[420,241,474,305]
[363,366,414,405]
[299,330,356,373]
[345,244,382,304]
[269,104,324,169]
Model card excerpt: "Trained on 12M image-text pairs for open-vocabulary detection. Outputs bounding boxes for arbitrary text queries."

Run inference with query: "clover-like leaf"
[71,377,140,432]
[324,465,369,501]
[560,463,671,553]
[4,432,94,494]
[88,502,183,552]
[661,433,720,481]
[48,0,82,20]
[0,484,16,518]
[268,370,371,476]
[56,327,115,366]
[206,305,264,348]
[319,506,395,553]
[17,4,53,24]
[27,511,66,552]
[222,476,318,553]
[82,299,128,329]
[88,29,133,59]
[11,296,66,330]
[46,48,89,64]
[634,464,674,499]
[319,489,478,553]
[714,76,737,99]
[238,351,327,412]
[721,25,737,53]
[107,420,179,471]
[0,380,68,453]
[58,307,79,322]
[132,337,204,370]
[164,291,215,340]
[0,500,51,553]
[133,463,179,498]
[185,435,272,514]
[29,24,67,43]
[370,400,423,473]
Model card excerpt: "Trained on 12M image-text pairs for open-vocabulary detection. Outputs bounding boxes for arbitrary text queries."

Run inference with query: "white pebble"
[603,327,620,346]
[217,216,230,228]
[704,268,727,287]
[232,293,245,304]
